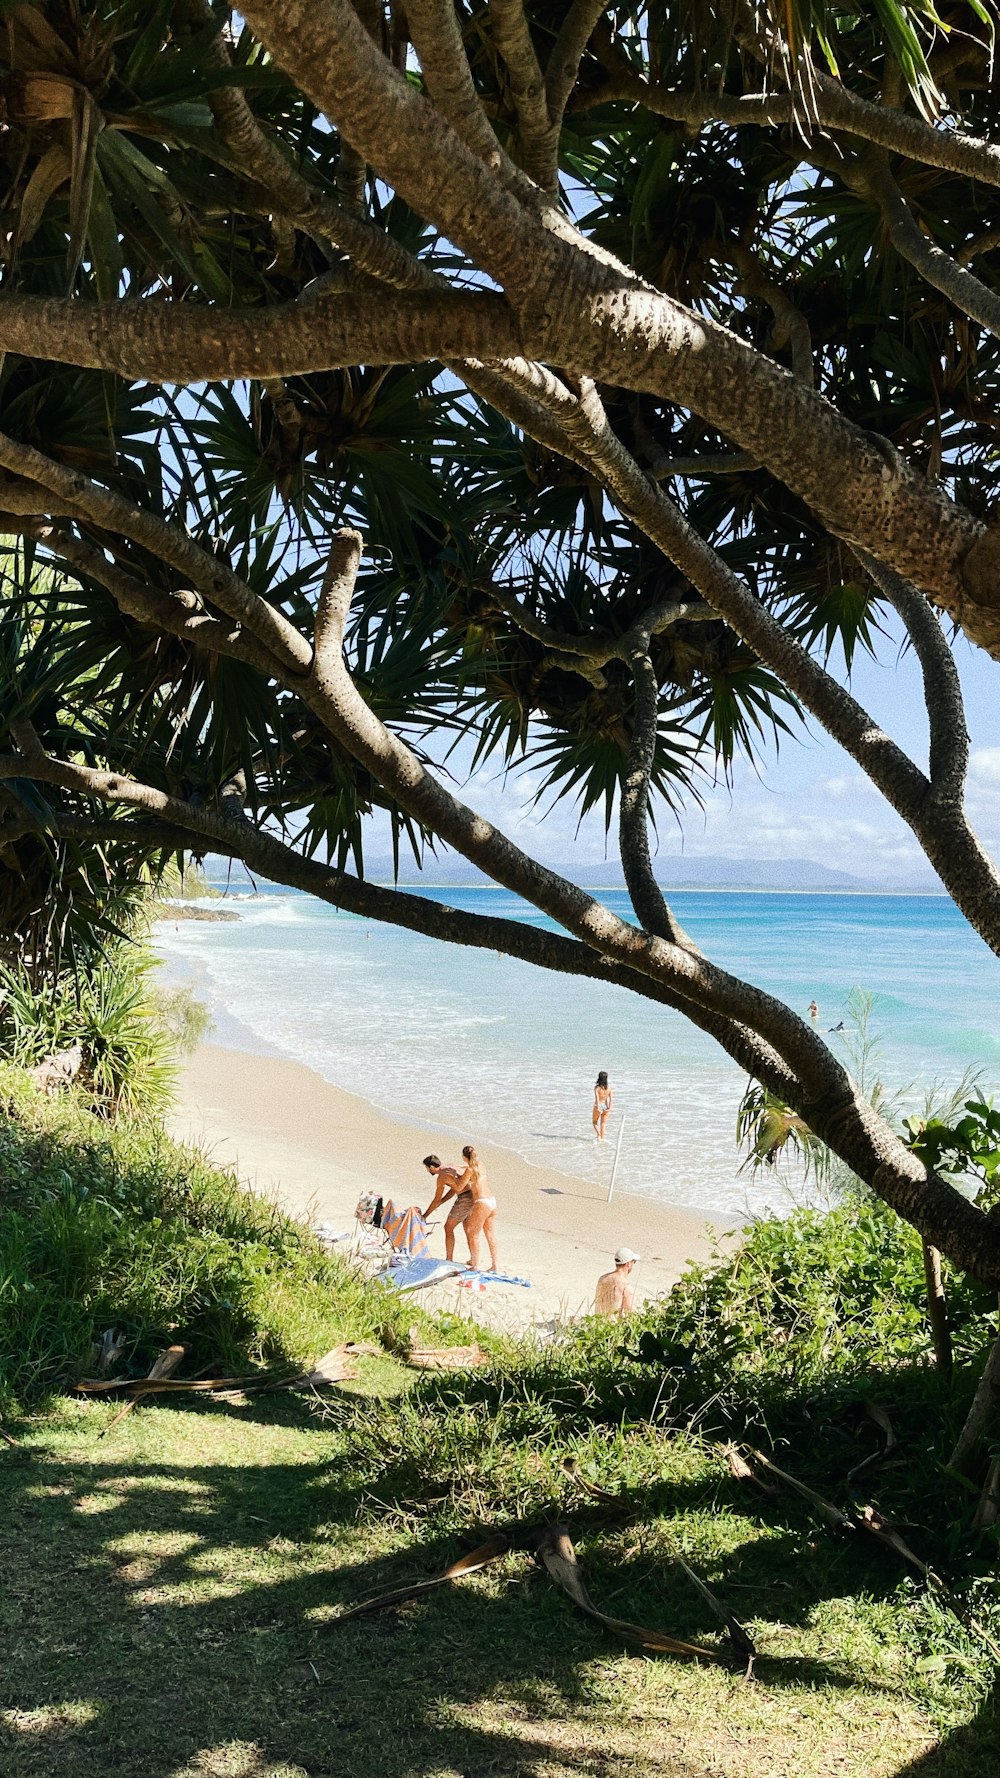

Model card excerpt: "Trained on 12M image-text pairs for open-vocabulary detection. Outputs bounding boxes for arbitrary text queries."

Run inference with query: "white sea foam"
[154,885,1000,1218]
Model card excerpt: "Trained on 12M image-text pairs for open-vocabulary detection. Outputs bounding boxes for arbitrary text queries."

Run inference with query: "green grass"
[2,1387,998,1778]
[0,1064,419,1411]
[3,1070,1000,1776]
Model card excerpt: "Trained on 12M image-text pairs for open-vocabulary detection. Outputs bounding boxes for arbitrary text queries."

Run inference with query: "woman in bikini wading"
[593,1071,613,1141]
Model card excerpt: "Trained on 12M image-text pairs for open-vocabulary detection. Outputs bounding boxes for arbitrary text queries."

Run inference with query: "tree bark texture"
[922,1241,953,1385]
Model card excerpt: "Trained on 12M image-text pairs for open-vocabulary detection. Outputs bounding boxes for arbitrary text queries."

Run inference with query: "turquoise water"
[155,887,1000,1218]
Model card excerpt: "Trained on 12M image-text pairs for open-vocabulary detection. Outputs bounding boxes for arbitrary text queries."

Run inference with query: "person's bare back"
[594,1248,639,1316]
[422,1155,475,1262]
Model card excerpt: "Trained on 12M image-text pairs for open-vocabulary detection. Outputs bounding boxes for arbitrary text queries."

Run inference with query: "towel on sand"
[378,1257,465,1293]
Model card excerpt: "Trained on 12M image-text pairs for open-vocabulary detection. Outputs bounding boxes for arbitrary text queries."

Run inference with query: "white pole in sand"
[607,1114,627,1204]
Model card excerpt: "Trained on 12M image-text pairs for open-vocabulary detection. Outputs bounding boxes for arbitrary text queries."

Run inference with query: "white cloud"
[969,748,1000,788]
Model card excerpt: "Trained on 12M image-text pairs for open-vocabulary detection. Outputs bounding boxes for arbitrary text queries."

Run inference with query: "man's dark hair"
[423,1154,441,1170]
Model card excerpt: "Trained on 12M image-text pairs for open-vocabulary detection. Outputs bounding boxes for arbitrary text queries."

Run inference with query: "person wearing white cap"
[594,1247,640,1317]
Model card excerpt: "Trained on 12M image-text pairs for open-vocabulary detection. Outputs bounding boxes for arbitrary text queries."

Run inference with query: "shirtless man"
[594,1247,639,1317]
[421,1154,474,1262]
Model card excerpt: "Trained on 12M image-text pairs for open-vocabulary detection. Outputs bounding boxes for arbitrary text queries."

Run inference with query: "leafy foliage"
[0,1063,415,1411]
[0,950,177,1117]
[636,1199,993,1410]
[3,1,997,890]
[905,1098,1000,1193]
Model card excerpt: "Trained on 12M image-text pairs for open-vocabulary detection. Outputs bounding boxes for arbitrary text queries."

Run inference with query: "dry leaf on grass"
[531,1525,716,1661]
[721,1444,779,1496]
[405,1345,487,1370]
[332,1535,513,1623]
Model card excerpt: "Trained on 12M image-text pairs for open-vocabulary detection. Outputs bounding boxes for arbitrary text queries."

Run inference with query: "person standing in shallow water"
[454,1143,499,1272]
[593,1071,613,1141]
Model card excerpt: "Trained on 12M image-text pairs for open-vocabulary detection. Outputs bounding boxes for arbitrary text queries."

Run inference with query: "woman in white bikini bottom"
[455,1143,499,1272]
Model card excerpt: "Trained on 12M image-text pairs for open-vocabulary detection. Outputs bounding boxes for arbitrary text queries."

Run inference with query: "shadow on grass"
[3,1358,999,1778]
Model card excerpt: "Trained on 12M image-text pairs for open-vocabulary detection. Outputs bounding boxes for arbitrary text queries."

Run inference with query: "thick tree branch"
[0,476,80,518]
[582,61,1000,191]
[648,452,761,479]
[4,753,800,1100]
[289,535,1000,1278]
[0,430,311,676]
[166,1,1000,651]
[239,0,542,292]
[502,371,1000,958]
[486,0,556,188]
[185,0,426,286]
[299,545,847,1091]
[404,0,504,165]
[23,525,287,682]
[619,645,695,949]
[313,531,364,682]
[851,156,1000,341]
[0,287,521,384]
[545,0,605,138]
[858,553,969,800]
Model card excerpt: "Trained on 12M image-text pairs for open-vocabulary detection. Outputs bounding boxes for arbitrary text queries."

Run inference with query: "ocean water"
[154,886,1000,1219]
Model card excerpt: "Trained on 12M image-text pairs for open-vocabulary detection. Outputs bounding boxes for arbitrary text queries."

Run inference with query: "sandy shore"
[169,1044,736,1333]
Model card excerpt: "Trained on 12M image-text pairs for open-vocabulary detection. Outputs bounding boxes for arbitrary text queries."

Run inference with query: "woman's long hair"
[596,1071,609,1089]
[462,1143,484,1191]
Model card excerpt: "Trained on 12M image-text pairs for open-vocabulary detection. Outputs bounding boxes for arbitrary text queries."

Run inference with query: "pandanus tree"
[2,0,1000,1278]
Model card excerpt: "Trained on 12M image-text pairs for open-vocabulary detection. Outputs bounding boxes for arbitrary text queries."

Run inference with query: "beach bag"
[354,1191,383,1228]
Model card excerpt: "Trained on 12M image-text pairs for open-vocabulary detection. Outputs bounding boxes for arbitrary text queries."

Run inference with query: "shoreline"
[169,1043,738,1332]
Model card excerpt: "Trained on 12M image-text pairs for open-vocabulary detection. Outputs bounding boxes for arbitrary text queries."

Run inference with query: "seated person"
[594,1247,639,1317]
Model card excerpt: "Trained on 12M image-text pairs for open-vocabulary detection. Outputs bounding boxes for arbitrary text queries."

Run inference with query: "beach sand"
[169,1044,737,1333]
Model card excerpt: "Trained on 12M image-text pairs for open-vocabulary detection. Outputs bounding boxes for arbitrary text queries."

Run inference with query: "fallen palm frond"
[332,1535,513,1622]
[560,1458,756,1664]
[100,1343,189,1434]
[78,1341,369,1401]
[531,1525,716,1660]
[720,1444,779,1496]
[743,1447,855,1530]
[405,1344,487,1370]
[743,1445,1000,1662]
[855,1503,946,1591]
[673,1556,757,1668]
[0,1422,22,1448]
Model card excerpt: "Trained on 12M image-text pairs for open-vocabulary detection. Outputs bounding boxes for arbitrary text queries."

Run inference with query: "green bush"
[0,950,178,1117]
[331,1201,999,1558]
[642,1198,993,1406]
[0,1065,411,1412]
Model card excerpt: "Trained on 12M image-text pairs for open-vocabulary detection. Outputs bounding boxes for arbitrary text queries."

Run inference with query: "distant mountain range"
[206,851,940,894]
[373,853,939,893]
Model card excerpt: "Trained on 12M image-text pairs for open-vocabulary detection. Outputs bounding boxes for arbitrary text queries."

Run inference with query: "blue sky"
[426,614,1000,888]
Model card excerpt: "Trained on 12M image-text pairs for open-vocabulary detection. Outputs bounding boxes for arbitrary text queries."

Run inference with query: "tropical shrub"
[622,1199,995,1435]
[0,950,177,1117]
[0,1064,411,1412]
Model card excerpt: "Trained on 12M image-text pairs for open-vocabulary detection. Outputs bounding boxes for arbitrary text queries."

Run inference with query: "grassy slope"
[3,1390,998,1778]
[0,1065,421,1408]
[2,1076,1000,1777]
